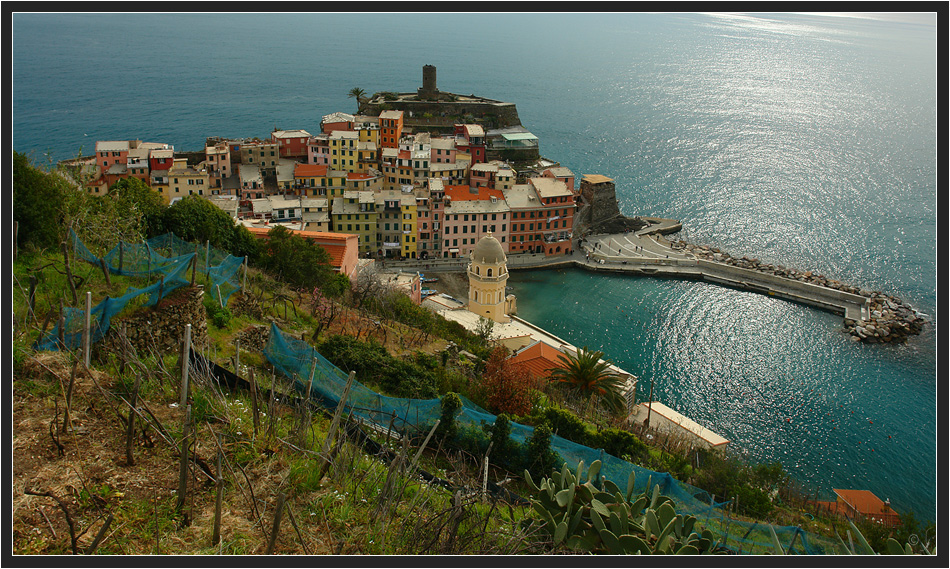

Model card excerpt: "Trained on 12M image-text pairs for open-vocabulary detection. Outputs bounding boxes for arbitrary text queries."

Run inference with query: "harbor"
[374,216,930,344]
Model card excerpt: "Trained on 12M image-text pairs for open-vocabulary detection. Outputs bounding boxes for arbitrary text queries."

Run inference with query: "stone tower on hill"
[362,66,523,133]
[467,233,517,323]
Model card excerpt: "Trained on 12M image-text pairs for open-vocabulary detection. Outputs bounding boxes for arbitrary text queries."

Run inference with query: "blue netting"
[33,230,245,352]
[264,322,844,555]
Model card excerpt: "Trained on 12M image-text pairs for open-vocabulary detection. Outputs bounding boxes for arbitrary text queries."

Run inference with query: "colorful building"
[470,160,515,190]
[379,110,404,149]
[441,185,510,258]
[375,190,417,259]
[272,129,311,159]
[330,191,377,254]
[321,112,354,135]
[165,158,211,203]
[293,164,347,197]
[238,163,265,201]
[241,140,279,174]
[205,142,232,188]
[454,124,486,164]
[308,134,331,165]
[329,130,360,172]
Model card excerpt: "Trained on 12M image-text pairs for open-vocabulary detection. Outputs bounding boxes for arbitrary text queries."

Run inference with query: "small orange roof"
[295,163,328,177]
[397,150,411,160]
[832,489,893,516]
[444,185,506,202]
[509,342,565,380]
[347,172,374,180]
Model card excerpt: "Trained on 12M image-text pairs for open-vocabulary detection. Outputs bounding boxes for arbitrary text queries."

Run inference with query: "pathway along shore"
[382,219,927,345]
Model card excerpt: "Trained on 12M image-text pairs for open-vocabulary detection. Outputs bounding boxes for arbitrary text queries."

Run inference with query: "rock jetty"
[675,240,927,344]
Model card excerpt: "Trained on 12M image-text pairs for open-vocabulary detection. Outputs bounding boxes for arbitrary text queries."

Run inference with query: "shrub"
[592,427,649,464]
[436,392,463,442]
[524,424,559,478]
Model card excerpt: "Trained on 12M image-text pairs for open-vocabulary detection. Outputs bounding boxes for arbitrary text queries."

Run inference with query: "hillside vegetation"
[11,151,933,556]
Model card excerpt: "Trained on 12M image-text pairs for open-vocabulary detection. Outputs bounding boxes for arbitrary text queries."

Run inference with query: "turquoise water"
[12,12,937,521]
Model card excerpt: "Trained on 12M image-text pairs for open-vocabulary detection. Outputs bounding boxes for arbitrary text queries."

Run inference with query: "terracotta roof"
[444,185,505,202]
[832,489,895,516]
[295,163,328,177]
[347,172,374,180]
[508,341,565,380]
[244,227,355,269]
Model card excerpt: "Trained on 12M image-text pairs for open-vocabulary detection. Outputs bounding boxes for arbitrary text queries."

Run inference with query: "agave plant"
[523,460,731,555]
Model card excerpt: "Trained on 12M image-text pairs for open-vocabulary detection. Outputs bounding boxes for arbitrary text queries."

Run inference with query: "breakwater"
[675,240,927,345]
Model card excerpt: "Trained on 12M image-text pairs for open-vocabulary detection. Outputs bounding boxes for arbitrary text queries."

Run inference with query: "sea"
[12,12,938,523]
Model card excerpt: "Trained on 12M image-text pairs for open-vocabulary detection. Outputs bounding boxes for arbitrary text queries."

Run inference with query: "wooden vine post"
[265,492,287,555]
[125,372,142,466]
[82,291,92,367]
[212,434,223,546]
[316,371,356,481]
[179,323,192,406]
[61,241,78,305]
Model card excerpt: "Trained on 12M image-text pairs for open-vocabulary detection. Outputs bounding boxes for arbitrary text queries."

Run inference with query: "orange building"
[245,226,360,283]
[811,489,902,528]
[379,110,404,149]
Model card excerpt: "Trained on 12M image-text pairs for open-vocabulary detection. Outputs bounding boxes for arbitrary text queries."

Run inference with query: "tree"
[161,195,239,252]
[108,176,166,239]
[548,347,626,415]
[256,225,344,292]
[13,150,70,251]
[348,87,366,112]
[480,346,536,416]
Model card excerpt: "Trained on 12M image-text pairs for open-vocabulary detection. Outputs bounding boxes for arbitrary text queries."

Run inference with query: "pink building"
[96,140,131,172]
[440,185,510,258]
[308,134,330,165]
[430,137,457,164]
[205,142,232,188]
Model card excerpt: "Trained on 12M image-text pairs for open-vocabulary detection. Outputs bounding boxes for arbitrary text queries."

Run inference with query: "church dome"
[471,233,506,264]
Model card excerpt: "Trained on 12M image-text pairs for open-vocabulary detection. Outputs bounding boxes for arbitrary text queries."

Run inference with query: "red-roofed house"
[272,129,311,159]
[507,340,565,384]
[245,226,359,283]
[809,490,902,528]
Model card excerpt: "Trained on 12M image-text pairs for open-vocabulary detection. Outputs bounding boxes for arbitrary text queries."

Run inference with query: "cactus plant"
[523,460,731,555]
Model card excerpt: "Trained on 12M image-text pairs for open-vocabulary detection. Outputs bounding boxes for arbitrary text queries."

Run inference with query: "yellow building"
[163,158,211,204]
[375,191,417,259]
[331,191,377,254]
[329,130,360,173]
[293,164,347,197]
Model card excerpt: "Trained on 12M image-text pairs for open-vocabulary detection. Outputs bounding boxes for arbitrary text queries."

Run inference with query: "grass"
[13,240,895,557]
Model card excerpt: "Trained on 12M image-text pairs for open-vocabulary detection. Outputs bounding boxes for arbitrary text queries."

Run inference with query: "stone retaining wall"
[96,286,209,361]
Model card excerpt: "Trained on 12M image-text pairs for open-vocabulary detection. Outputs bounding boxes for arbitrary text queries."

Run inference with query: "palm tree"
[348,87,366,112]
[548,347,627,414]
